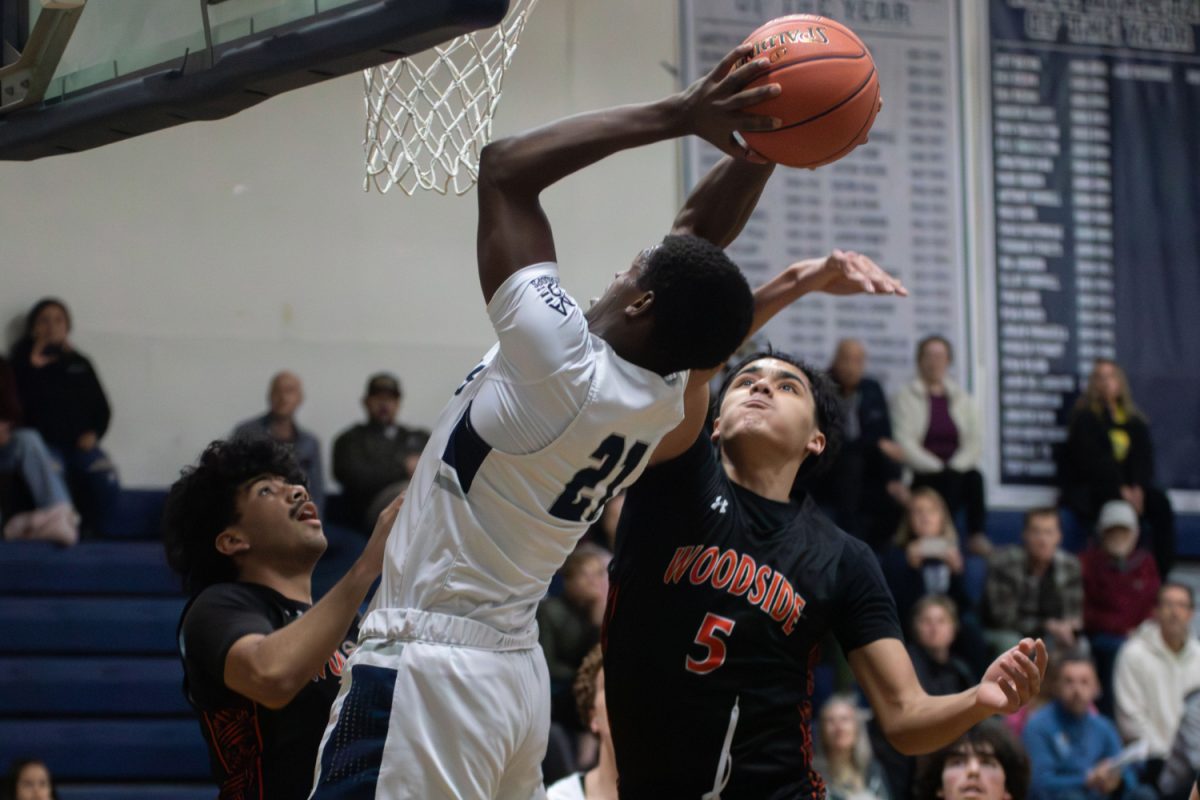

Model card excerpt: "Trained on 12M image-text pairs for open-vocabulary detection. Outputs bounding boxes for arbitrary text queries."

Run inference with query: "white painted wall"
[0,0,680,487]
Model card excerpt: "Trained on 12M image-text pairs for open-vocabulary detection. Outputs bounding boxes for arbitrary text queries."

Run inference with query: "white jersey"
[366,263,686,637]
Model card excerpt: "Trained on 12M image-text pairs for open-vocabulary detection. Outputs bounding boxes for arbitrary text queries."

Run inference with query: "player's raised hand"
[800,249,908,297]
[679,43,782,162]
[976,638,1048,714]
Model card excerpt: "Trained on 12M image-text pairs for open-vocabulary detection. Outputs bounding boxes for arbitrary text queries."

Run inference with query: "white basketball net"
[363,0,539,195]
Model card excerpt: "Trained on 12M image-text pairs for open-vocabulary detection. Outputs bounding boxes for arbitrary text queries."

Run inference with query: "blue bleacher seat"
[101,489,168,540]
[0,719,210,780]
[0,657,188,715]
[0,541,180,595]
[0,597,184,655]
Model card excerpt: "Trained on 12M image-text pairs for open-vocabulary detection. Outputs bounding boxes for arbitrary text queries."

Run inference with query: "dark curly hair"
[914,722,1030,800]
[715,348,843,483]
[639,234,753,372]
[163,438,307,595]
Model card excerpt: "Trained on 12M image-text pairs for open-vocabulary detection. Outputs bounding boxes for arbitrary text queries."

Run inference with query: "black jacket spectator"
[1060,359,1175,577]
[1061,407,1154,515]
[10,340,110,451]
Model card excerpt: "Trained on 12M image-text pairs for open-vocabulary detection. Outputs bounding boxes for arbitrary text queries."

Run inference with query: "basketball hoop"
[363,0,539,195]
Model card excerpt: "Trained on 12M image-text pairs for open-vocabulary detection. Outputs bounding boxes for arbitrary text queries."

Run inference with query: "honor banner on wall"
[679,0,971,394]
[987,0,1200,499]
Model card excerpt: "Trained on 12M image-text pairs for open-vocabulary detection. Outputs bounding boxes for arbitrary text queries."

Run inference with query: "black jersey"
[178,582,358,800]
[605,432,902,800]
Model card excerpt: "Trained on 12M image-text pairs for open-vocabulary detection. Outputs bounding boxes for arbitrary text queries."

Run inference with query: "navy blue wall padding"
[0,597,184,655]
[0,720,210,780]
[100,489,169,540]
[0,540,179,595]
[58,786,215,800]
[0,657,188,715]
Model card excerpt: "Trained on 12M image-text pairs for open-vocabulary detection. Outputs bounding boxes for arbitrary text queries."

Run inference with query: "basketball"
[737,15,881,169]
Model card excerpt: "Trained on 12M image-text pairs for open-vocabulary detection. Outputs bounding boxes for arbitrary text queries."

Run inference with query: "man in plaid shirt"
[983,507,1083,654]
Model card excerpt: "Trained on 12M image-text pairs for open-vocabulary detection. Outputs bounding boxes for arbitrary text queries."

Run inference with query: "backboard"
[0,0,510,160]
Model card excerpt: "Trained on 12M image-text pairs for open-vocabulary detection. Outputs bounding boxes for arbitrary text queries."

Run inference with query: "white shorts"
[309,608,550,800]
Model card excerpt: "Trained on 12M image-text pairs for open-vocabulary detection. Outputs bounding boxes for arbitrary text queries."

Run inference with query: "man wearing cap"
[332,373,430,532]
[1081,499,1161,716]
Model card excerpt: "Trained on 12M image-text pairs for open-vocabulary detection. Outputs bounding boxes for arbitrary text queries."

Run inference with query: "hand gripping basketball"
[678,43,783,162]
[735,15,883,169]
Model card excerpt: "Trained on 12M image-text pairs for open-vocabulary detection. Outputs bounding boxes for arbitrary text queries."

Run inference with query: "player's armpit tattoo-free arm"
[475,44,781,305]
[848,636,1047,756]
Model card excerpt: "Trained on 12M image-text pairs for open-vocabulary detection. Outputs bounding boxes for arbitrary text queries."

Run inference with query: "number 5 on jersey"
[686,612,736,675]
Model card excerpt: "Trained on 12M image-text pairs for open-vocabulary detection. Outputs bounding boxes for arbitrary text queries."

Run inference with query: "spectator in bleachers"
[2,758,57,800]
[539,543,610,731]
[809,338,906,551]
[1081,500,1160,716]
[873,596,975,800]
[10,298,119,534]
[232,370,325,512]
[984,508,1083,656]
[544,645,618,800]
[881,488,972,636]
[1158,689,1200,800]
[814,694,891,800]
[890,335,989,556]
[1113,583,1200,773]
[1023,653,1146,800]
[163,438,401,800]
[0,356,77,545]
[332,372,429,532]
[914,722,1030,800]
[1061,359,1176,578]
[908,595,976,696]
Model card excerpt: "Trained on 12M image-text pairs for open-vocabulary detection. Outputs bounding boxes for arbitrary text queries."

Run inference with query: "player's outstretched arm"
[650,250,905,465]
[475,44,780,304]
[848,636,1047,756]
[221,494,403,709]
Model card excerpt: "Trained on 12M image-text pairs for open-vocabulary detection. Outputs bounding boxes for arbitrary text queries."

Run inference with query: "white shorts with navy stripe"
[309,608,550,800]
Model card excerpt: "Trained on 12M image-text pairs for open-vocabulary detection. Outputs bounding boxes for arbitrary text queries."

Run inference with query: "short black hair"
[715,348,843,482]
[914,722,1030,800]
[163,438,307,595]
[638,234,753,372]
[916,334,953,363]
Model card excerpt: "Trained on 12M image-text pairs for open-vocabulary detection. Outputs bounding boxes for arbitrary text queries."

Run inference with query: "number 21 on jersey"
[686,612,736,675]
[548,433,649,523]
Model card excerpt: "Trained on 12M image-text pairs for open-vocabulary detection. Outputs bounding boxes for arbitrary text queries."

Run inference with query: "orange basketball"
[738,15,881,169]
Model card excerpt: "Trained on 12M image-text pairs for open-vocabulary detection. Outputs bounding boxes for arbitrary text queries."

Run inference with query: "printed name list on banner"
[990,0,1200,491]
[680,0,969,392]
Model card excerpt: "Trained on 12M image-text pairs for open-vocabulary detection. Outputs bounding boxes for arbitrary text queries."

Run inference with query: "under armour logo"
[710,496,728,514]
